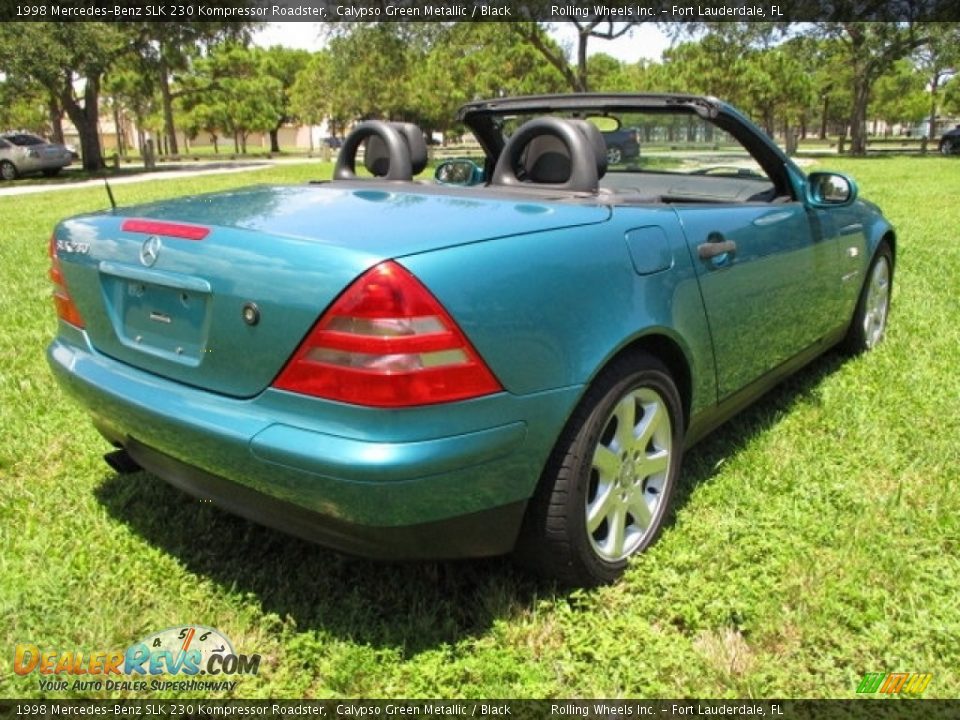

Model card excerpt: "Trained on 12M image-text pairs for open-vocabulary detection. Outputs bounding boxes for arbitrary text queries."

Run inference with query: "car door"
[675,201,838,400]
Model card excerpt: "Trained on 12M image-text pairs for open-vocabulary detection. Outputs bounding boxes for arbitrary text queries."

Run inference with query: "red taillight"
[121,218,210,240]
[48,235,85,328]
[273,261,502,407]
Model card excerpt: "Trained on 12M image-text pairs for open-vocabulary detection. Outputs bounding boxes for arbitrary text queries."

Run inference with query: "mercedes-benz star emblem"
[140,235,162,267]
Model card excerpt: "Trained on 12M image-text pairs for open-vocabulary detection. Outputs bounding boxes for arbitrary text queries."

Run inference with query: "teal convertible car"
[47,94,894,586]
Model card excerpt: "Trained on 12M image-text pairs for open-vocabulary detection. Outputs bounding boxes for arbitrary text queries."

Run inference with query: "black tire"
[606,145,623,165]
[841,242,893,355]
[941,138,958,156]
[42,168,61,177]
[0,160,18,181]
[515,352,684,587]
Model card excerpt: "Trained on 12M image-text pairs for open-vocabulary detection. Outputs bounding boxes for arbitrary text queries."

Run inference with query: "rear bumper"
[48,332,581,559]
[17,155,71,172]
[125,438,527,559]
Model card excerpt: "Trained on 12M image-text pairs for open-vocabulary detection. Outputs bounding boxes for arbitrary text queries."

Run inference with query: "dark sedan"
[600,127,640,164]
[940,125,960,155]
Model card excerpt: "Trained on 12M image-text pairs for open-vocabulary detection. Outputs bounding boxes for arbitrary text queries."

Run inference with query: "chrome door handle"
[697,237,737,260]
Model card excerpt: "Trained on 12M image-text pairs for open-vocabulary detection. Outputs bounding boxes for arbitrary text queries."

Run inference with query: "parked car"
[322,136,343,150]
[0,132,73,180]
[47,94,895,586]
[600,126,640,164]
[939,125,960,155]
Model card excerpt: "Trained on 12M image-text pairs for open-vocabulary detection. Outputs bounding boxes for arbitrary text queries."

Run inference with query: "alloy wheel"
[586,387,673,562]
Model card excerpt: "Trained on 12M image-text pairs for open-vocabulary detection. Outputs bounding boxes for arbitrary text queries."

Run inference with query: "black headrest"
[570,119,608,180]
[490,117,599,193]
[363,122,428,177]
[393,123,428,175]
[335,120,429,182]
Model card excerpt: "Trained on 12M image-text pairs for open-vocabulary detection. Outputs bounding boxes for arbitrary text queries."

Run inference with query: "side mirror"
[806,172,857,208]
[435,159,483,186]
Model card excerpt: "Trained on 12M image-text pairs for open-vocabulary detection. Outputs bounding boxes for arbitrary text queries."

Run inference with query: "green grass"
[1,157,958,699]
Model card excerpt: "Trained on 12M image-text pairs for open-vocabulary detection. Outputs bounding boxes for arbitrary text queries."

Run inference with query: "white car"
[0,132,73,180]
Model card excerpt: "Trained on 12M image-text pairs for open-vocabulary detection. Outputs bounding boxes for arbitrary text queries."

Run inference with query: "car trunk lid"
[54,184,609,398]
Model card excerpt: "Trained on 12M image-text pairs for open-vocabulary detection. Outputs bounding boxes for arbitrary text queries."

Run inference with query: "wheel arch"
[879,229,896,271]
[516,328,692,583]
[587,330,694,433]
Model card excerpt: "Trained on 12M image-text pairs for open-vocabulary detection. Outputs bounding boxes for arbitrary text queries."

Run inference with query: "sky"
[253,22,674,64]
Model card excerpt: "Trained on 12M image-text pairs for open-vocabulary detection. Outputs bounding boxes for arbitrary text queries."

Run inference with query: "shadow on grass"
[671,350,846,513]
[94,349,847,655]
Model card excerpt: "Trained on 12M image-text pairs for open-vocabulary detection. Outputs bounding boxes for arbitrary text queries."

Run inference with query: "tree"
[129,22,256,156]
[941,74,960,118]
[914,23,960,140]
[323,26,417,122]
[510,20,641,92]
[103,60,159,156]
[0,80,50,135]
[661,35,753,103]
[0,22,132,170]
[586,53,635,92]
[802,36,854,140]
[411,23,567,139]
[811,22,929,155]
[257,46,311,152]
[178,43,283,154]
[291,50,361,144]
[871,59,928,133]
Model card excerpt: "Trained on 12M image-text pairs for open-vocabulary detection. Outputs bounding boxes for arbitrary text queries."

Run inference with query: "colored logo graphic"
[14,625,260,692]
[856,672,932,695]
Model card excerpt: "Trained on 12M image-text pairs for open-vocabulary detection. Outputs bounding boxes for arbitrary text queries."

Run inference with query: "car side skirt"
[686,324,847,446]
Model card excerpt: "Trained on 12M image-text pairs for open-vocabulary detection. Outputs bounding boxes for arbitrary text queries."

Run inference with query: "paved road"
[0,158,318,197]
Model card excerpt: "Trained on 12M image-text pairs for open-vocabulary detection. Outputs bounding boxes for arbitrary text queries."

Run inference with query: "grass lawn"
[1,157,957,699]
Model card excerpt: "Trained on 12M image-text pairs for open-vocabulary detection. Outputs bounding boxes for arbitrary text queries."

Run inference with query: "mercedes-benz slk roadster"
[47,94,894,585]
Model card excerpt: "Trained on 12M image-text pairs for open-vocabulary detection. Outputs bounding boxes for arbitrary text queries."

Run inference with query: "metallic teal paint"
[46,96,896,559]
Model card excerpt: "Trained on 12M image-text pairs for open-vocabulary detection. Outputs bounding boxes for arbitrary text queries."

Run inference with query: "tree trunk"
[928,75,940,141]
[112,101,124,156]
[785,125,798,156]
[60,74,103,172]
[576,31,589,92]
[212,134,219,154]
[820,96,829,140]
[848,77,870,156]
[47,94,64,145]
[764,109,775,138]
[269,125,281,153]
[159,51,179,156]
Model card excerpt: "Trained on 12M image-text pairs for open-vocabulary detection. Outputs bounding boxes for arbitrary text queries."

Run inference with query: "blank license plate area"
[104,277,209,363]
